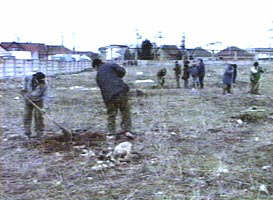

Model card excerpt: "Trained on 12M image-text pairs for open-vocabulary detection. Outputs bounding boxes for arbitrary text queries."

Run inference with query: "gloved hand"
[39,108,46,114]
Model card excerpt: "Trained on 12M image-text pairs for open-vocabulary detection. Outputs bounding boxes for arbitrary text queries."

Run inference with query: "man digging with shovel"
[20,72,47,138]
[93,59,136,141]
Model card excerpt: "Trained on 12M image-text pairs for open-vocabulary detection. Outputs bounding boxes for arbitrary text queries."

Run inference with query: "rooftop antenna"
[181,32,185,50]
[158,31,163,46]
[136,29,142,47]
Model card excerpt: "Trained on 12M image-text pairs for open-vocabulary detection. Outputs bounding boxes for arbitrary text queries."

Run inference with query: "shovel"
[22,94,73,138]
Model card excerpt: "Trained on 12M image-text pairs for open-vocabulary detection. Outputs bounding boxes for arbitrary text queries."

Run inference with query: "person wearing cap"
[157,68,167,88]
[93,59,135,140]
[249,61,264,94]
[173,61,182,88]
[20,72,47,138]
[222,64,234,95]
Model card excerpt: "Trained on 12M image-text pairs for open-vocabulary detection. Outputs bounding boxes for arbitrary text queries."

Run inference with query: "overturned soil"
[1,62,273,200]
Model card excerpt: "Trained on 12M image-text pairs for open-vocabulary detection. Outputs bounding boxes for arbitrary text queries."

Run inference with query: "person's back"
[96,63,129,103]
[197,60,205,76]
[94,60,134,139]
[223,64,234,94]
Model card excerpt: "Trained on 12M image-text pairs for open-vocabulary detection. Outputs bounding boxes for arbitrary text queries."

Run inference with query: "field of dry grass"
[0,61,273,199]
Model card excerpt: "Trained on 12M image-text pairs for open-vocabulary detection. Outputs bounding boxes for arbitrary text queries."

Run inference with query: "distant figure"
[157,68,167,88]
[249,61,264,95]
[197,59,205,89]
[189,60,199,88]
[232,64,238,83]
[20,72,48,138]
[182,58,190,88]
[222,64,234,95]
[93,59,135,140]
[173,61,182,88]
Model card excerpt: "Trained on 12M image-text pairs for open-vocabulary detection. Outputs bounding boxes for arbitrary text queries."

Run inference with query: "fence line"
[0,59,92,79]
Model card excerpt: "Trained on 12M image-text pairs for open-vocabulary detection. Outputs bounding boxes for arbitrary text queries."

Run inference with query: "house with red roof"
[0,42,48,59]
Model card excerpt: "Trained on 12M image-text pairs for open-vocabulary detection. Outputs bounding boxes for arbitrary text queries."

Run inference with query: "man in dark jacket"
[222,64,234,95]
[197,59,205,89]
[93,59,134,139]
[173,61,181,88]
[182,58,190,88]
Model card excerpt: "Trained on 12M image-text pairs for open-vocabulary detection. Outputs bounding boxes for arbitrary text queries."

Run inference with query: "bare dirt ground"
[0,62,273,200]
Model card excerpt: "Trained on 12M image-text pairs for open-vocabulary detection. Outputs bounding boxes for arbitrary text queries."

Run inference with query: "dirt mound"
[23,132,106,153]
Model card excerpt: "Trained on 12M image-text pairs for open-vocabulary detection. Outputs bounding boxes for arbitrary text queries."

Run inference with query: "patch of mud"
[23,132,106,154]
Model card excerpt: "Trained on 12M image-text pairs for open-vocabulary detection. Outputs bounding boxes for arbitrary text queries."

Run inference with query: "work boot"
[24,131,32,138]
[121,131,136,140]
[36,130,44,138]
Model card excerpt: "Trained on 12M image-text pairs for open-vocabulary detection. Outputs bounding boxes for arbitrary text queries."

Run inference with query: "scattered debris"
[113,142,132,159]
[236,119,243,125]
[135,79,154,84]
[259,184,269,194]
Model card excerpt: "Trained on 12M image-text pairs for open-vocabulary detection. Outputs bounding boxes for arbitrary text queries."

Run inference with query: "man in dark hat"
[21,72,47,138]
[93,59,135,140]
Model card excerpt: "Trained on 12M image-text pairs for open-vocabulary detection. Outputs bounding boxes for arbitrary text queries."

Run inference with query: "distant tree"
[139,39,153,60]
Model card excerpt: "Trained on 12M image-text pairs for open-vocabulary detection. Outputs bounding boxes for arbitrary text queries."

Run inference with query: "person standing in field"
[182,57,190,88]
[20,72,47,138]
[173,61,182,88]
[157,68,167,88]
[249,61,264,95]
[197,59,205,89]
[232,64,238,83]
[222,64,234,95]
[93,59,135,140]
[189,60,199,88]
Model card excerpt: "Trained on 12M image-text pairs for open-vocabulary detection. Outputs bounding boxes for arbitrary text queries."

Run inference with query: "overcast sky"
[1,0,273,52]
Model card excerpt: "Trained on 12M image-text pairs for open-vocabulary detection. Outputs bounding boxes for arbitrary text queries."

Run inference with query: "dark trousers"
[175,75,181,88]
[184,79,189,88]
[199,76,204,89]
[223,84,232,94]
[105,93,132,134]
[24,100,44,134]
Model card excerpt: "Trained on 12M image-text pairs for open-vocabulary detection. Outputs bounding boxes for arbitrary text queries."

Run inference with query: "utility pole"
[61,33,64,46]
[72,32,76,52]
[135,29,142,60]
[181,32,186,59]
